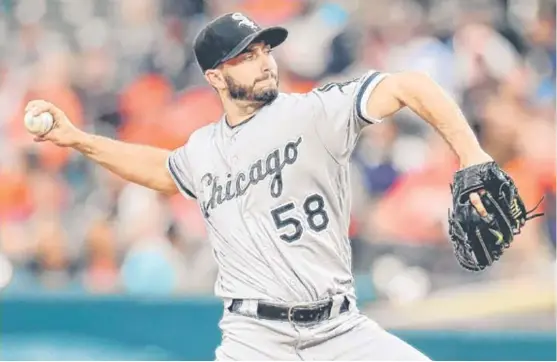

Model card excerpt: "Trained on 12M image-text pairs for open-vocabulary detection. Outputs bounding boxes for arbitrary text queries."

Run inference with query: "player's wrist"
[457,147,493,170]
[453,137,493,169]
[72,130,93,151]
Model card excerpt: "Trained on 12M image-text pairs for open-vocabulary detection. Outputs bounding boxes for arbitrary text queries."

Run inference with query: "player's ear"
[205,69,226,91]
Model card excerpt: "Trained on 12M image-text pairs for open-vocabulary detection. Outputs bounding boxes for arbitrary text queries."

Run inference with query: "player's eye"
[244,52,255,60]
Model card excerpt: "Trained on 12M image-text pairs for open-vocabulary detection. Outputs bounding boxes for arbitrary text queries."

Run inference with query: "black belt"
[228,297,350,324]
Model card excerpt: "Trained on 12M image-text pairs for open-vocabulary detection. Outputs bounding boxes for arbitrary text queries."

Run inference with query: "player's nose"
[258,52,272,72]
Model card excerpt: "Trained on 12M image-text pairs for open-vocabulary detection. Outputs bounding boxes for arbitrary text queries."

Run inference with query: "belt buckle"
[287,304,296,324]
[286,301,322,325]
[287,302,308,324]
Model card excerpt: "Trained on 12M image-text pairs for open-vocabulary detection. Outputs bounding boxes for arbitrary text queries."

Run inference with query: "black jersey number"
[270,193,330,243]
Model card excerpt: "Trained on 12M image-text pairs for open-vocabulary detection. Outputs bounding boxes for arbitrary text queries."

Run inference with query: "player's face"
[220,42,279,104]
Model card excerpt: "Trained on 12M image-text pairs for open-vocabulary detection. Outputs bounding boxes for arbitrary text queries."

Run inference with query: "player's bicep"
[365,71,431,120]
[161,165,180,195]
[364,76,404,120]
[167,145,197,199]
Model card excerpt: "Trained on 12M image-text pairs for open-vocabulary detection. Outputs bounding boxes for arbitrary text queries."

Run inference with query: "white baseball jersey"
[167,70,388,303]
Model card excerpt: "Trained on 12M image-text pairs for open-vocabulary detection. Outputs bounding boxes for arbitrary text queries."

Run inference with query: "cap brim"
[220,27,288,64]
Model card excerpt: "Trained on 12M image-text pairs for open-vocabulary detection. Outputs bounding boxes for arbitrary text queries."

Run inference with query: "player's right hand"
[25,100,85,147]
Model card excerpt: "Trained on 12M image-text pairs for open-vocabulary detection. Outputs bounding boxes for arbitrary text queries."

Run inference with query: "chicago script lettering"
[200,136,303,217]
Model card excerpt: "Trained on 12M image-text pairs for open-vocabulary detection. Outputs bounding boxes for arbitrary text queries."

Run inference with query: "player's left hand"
[447,161,544,271]
[458,150,493,218]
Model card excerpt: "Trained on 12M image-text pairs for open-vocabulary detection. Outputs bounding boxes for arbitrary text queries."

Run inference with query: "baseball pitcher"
[25,12,542,361]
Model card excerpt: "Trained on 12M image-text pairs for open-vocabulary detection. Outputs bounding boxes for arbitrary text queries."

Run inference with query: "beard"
[225,74,279,104]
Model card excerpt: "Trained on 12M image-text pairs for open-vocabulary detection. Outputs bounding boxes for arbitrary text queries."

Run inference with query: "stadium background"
[0,0,555,360]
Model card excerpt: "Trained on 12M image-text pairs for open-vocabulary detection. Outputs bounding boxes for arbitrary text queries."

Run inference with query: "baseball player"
[26,12,496,361]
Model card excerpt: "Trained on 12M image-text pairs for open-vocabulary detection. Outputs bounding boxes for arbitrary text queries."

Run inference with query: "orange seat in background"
[119,85,222,150]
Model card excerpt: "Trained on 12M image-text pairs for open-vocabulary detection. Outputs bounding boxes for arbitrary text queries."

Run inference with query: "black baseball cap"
[193,12,288,72]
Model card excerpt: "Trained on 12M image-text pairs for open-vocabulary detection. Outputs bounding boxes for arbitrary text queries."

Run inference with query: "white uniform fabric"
[167,70,430,360]
[216,311,429,361]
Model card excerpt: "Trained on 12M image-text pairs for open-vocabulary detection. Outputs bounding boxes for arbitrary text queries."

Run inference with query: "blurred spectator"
[120,236,180,295]
[26,216,79,291]
[352,122,402,200]
[81,218,120,294]
[115,183,188,295]
[366,132,458,244]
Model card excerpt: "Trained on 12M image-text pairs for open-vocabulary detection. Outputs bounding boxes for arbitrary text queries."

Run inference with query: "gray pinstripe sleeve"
[309,70,389,163]
[167,144,196,199]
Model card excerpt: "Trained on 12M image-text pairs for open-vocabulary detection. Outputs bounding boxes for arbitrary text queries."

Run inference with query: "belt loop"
[346,295,357,312]
[287,305,295,325]
[243,299,258,317]
[228,299,259,318]
[329,294,344,319]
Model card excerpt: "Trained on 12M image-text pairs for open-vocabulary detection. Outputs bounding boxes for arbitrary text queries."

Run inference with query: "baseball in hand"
[24,111,54,136]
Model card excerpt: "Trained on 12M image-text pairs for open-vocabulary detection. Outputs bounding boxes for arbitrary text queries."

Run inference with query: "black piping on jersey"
[355,71,381,124]
[225,114,255,129]
[168,156,197,199]
[223,95,279,129]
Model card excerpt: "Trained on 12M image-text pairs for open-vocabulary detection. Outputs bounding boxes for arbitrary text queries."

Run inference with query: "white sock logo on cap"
[232,13,258,30]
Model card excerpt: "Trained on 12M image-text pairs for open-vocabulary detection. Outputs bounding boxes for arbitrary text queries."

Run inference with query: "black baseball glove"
[448,161,544,271]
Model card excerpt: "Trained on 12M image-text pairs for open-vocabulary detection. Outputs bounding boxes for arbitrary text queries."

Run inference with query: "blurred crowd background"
[0,0,555,313]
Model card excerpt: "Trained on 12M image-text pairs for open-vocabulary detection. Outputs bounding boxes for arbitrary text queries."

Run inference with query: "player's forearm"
[395,72,490,167]
[74,132,177,194]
